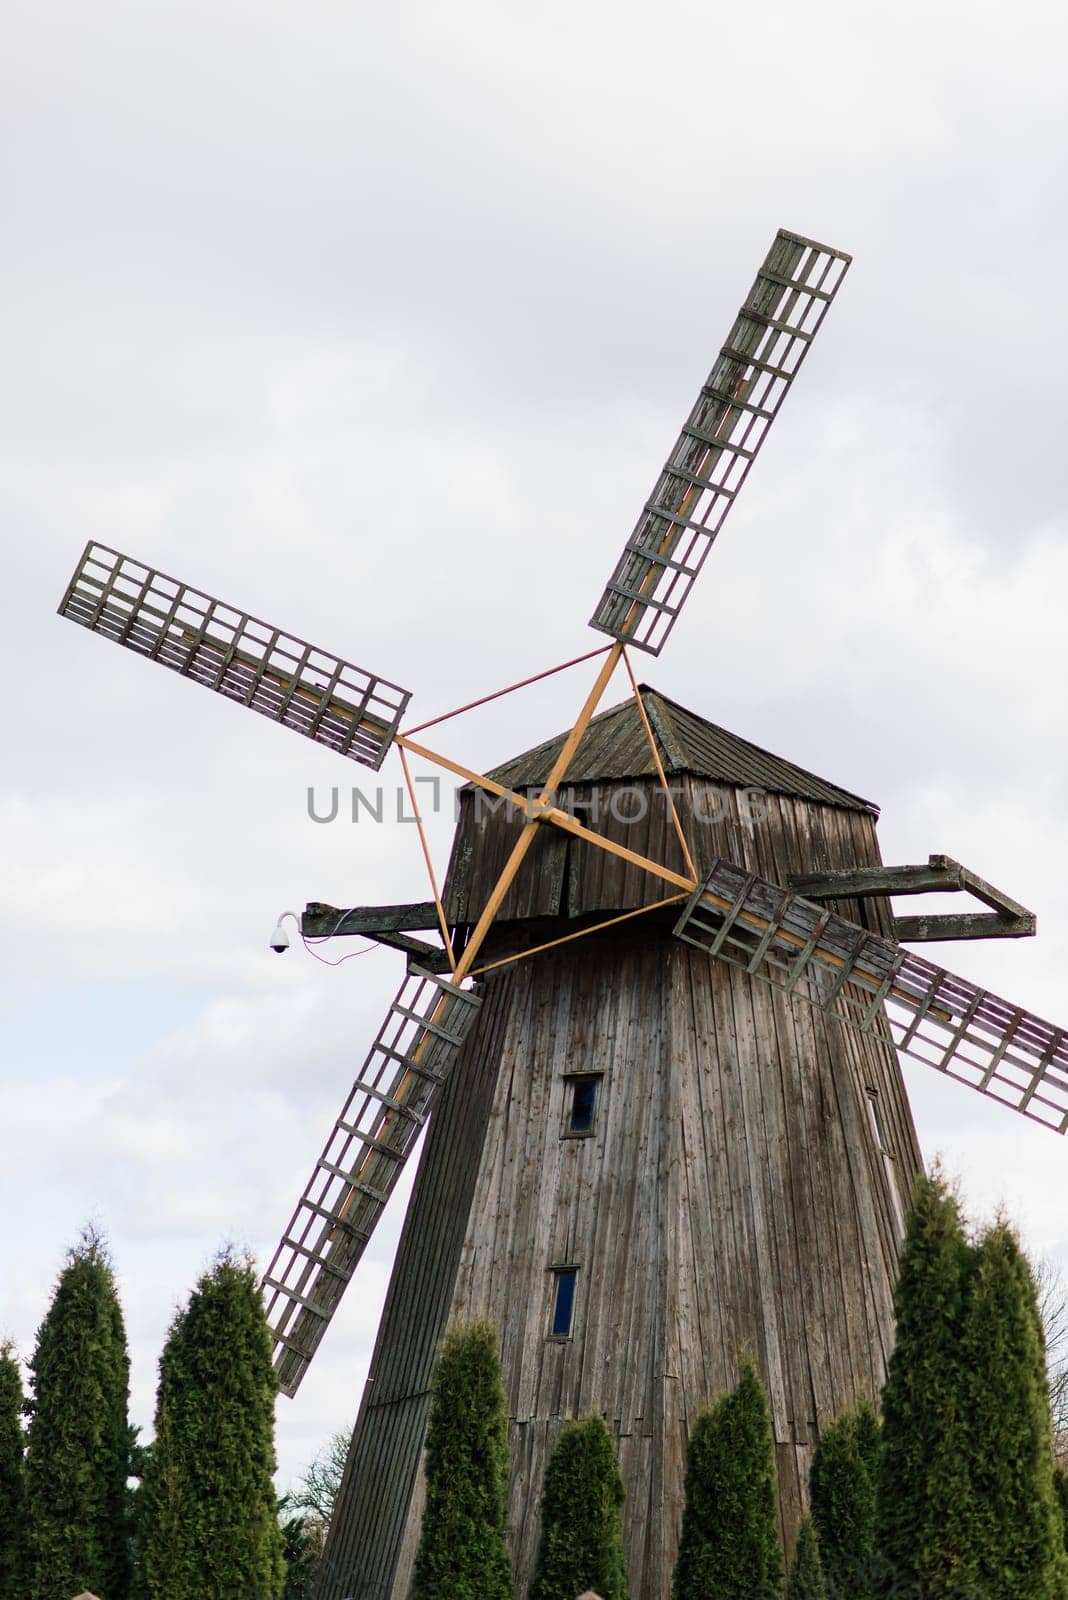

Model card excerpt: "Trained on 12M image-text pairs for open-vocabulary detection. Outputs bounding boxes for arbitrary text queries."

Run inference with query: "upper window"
[565,1074,601,1136]
[866,1088,905,1235]
[866,1089,890,1153]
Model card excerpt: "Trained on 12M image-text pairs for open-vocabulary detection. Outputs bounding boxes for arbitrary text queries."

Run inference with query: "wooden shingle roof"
[483,685,878,815]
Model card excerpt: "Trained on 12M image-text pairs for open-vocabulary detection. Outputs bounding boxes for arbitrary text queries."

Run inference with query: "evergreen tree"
[531,1416,627,1600]
[786,1515,828,1600]
[853,1400,882,1487]
[0,1344,28,1600]
[671,1360,782,1600]
[412,1317,512,1600]
[277,1499,324,1600]
[809,1403,878,1599]
[1056,1468,1068,1551]
[137,1249,285,1600]
[959,1222,1068,1599]
[25,1226,131,1600]
[875,1172,973,1598]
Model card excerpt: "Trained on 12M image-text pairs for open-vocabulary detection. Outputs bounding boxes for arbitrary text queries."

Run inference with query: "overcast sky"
[3,0,1068,1490]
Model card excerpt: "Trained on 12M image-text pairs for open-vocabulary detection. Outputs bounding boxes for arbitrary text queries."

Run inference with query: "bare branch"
[289,1430,352,1526]
[1033,1257,1068,1460]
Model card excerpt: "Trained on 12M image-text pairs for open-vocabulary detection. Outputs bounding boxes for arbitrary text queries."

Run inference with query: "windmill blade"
[58,542,411,770]
[263,967,482,1397]
[674,859,1068,1134]
[590,228,851,656]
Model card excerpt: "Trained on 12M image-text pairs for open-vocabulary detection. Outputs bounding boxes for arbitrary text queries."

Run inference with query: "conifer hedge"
[1056,1467,1068,1548]
[786,1515,827,1600]
[671,1360,781,1600]
[875,1173,972,1597]
[809,1403,878,1599]
[959,1222,1068,1599]
[0,1344,27,1600]
[531,1416,628,1600]
[25,1227,131,1600]
[412,1317,512,1600]
[137,1250,285,1600]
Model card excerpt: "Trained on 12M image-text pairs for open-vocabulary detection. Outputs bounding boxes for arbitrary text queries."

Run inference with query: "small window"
[866,1089,889,1152]
[866,1089,905,1235]
[565,1074,601,1136]
[550,1268,577,1338]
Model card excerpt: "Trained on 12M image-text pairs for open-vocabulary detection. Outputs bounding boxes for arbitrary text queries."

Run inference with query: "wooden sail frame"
[58,541,410,769]
[589,229,852,655]
[674,859,1068,1132]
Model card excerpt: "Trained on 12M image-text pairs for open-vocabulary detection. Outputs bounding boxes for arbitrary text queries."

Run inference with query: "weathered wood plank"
[302,900,439,937]
[327,759,923,1600]
[894,911,1035,941]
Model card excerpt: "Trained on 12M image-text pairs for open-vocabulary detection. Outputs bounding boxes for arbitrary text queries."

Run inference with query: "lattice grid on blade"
[58,542,411,770]
[590,229,851,655]
[263,969,482,1397]
[674,860,1068,1133]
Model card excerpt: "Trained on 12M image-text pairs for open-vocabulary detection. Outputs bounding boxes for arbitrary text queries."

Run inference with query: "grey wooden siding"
[387,928,920,1597]
[324,759,923,1600]
[444,778,897,933]
[314,964,518,1600]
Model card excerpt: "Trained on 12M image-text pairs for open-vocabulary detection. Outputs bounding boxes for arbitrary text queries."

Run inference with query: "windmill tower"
[55,228,1066,1600]
[313,690,927,1600]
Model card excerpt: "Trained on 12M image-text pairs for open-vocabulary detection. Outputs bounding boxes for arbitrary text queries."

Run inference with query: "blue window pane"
[551,1270,577,1337]
[569,1077,598,1133]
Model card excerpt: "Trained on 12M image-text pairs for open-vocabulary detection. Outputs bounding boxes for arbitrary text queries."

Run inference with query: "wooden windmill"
[56,228,1066,1600]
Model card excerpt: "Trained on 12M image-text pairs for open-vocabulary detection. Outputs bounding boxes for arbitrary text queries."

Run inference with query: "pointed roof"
[484,685,878,815]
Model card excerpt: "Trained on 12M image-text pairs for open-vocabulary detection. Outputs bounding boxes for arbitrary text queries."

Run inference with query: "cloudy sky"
[3,0,1068,1489]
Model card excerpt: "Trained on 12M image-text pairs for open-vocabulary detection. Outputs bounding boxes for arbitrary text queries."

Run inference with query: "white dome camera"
[269,911,298,954]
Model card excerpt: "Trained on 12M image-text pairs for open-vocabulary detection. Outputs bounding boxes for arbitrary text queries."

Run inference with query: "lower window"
[549,1267,578,1338]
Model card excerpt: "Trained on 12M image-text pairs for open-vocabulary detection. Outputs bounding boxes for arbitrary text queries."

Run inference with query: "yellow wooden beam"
[394,735,697,897]
[450,645,625,981]
[468,894,688,977]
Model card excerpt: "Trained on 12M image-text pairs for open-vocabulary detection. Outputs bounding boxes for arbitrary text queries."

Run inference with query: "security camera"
[269,911,297,954]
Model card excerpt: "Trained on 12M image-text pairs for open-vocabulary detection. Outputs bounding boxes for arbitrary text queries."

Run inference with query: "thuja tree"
[137,1250,285,1600]
[0,1344,28,1600]
[671,1360,782,1600]
[278,1499,325,1600]
[809,1402,879,1599]
[1056,1468,1068,1553]
[25,1226,131,1600]
[531,1416,627,1600]
[959,1222,1068,1599]
[875,1172,973,1597]
[786,1515,827,1600]
[412,1317,512,1600]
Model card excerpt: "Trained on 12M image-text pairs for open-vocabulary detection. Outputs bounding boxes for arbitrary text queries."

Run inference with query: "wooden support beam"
[451,644,627,982]
[302,902,440,938]
[396,725,696,915]
[893,912,1036,943]
[789,858,967,899]
[952,861,1031,921]
[788,853,1035,943]
[372,931,452,968]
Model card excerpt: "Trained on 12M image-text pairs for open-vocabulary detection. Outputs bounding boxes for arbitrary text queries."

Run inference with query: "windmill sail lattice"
[675,860,1068,1132]
[590,229,851,655]
[58,542,410,769]
[263,968,482,1396]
